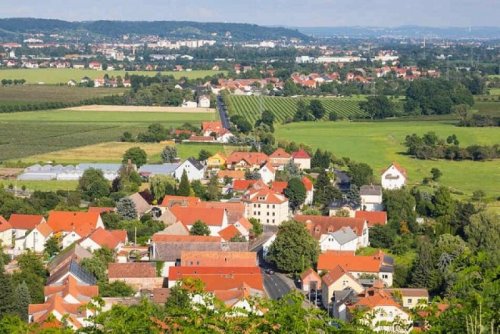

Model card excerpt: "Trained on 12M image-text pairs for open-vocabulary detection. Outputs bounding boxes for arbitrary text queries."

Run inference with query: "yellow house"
[207,153,227,169]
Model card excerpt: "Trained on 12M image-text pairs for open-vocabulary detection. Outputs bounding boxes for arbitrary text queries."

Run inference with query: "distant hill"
[0,18,307,41]
[296,26,500,39]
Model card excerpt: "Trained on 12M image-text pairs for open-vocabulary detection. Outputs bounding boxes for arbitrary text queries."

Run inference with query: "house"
[160,195,201,208]
[47,244,92,277]
[202,121,224,137]
[88,61,102,70]
[47,260,97,286]
[381,163,407,190]
[198,95,211,108]
[360,185,384,211]
[269,148,292,169]
[270,181,288,194]
[217,170,245,183]
[258,162,276,184]
[321,265,364,309]
[24,223,53,253]
[355,211,387,227]
[226,152,268,170]
[180,251,257,267]
[167,206,229,236]
[174,157,206,181]
[385,288,429,309]
[302,177,314,205]
[138,163,179,179]
[243,188,289,225]
[182,100,198,108]
[46,211,104,249]
[292,149,311,170]
[195,201,247,225]
[218,224,244,241]
[79,228,127,252]
[8,213,45,242]
[348,284,412,333]
[108,262,164,291]
[317,250,394,287]
[300,268,322,293]
[0,216,12,247]
[126,192,151,217]
[296,215,369,251]
[155,221,190,236]
[207,152,227,169]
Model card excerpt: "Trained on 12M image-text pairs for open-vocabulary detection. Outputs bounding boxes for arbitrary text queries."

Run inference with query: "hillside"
[0,18,308,41]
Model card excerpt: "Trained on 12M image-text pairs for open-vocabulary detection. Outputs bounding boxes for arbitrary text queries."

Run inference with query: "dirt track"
[63,105,216,113]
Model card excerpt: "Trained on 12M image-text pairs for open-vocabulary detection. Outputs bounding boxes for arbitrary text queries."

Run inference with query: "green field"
[275,121,500,198]
[0,85,126,106]
[0,180,79,192]
[227,95,374,123]
[0,69,225,84]
[0,109,217,161]
[474,101,500,116]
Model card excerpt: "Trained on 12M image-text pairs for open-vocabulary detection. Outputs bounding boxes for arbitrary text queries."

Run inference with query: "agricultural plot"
[0,69,225,84]
[226,95,368,123]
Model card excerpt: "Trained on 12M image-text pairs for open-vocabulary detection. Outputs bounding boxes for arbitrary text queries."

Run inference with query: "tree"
[260,110,275,130]
[189,220,210,236]
[266,220,319,273]
[383,189,417,231]
[44,236,60,257]
[81,248,115,283]
[99,281,134,298]
[198,149,212,161]
[122,147,147,168]
[13,282,30,321]
[471,190,485,202]
[78,168,110,201]
[294,100,314,122]
[116,197,137,220]
[411,239,439,292]
[359,95,395,119]
[430,168,442,181]
[329,111,338,121]
[205,175,220,201]
[284,178,306,211]
[249,217,263,237]
[465,211,500,267]
[348,162,374,187]
[11,252,47,304]
[150,175,176,202]
[160,146,177,163]
[309,99,326,119]
[432,186,455,218]
[177,170,191,196]
[0,257,15,318]
[346,184,361,208]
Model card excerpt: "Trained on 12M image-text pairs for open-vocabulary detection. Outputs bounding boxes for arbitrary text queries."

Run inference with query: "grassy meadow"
[0,69,225,84]
[275,120,500,198]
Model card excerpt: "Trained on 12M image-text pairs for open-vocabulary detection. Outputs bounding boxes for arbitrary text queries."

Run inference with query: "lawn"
[0,69,225,84]
[0,109,218,161]
[1,180,79,192]
[473,101,500,116]
[356,247,416,268]
[275,120,500,198]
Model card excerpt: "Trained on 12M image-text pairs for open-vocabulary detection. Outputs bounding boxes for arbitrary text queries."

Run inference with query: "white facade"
[24,227,52,253]
[258,165,275,184]
[174,160,205,181]
[182,101,198,108]
[217,132,235,143]
[318,233,358,252]
[293,157,310,170]
[0,228,12,248]
[304,187,314,205]
[245,201,289,226]
[62,231,83,249]
[184,212,229,237]
[361,306,411,333]
[381,165,406,190]
[198,96,210,108]
[361,194,383,212]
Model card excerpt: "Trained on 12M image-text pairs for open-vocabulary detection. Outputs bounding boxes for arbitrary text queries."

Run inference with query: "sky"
[1,0,499,27]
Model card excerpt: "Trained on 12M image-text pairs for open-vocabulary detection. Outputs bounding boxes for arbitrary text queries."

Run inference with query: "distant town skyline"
[2,0,499,28]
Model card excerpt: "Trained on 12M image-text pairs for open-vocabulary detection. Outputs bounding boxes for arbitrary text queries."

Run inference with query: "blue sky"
[2,0,499,27]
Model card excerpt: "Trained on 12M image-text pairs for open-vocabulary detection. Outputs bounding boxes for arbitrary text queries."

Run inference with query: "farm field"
[0,85,126,105]
[64,105,214,113]
[0,109,217,161]
[226,95,370,123]
[0,69,225,84]
[473,101,500,116]
[1,180,79,192]
[275,121,500,198]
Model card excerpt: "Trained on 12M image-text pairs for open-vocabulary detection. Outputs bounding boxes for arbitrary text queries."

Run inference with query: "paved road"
[217,95,230,129]
[263,270,293,300]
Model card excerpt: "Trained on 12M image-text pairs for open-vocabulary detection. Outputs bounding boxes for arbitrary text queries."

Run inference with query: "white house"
[198,95,211,108]
[174,158,206,181]
[0,217,13,248]
[318,227,359,252]
[8,214,46,245]
[321,265,364,309]
[258,163,276,184]
[182,100,198,108]
[168,206,229,236]
[292,149,311,170]
[302,177,314,205]
[243,188,289,225]
[360,185,384,211]
[79,228,128,252]
[24,223,53,253]
[381,163,407,190]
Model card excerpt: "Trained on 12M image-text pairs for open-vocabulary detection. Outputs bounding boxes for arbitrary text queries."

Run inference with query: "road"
[262,270,293,300]
[216,95,230,129]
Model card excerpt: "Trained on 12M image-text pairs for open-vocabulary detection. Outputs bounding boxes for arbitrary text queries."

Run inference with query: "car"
[265,269,275,275]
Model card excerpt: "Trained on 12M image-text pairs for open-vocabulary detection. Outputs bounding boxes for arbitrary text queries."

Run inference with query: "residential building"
[292,149,311,170]
[321,265,364,309]
[46,211,104,249]
[108,262,164,291]
[24,223,53,253]
[207,153,227,169]
[0,216,12,247]
[381,163,407,190]
[174,157,206,181]
[8,214,45,241]
[302,176,314,205]
[198,95,211,108]
[269,148,292,169]
[160,195,201,208]
[180,251,258,267]
[167,206,229,236]
[243,188,289,225]
[360,185,384,211]
[300,268,322,293]
[259,162,276,184]
[126,192,151,217]
[79,228,128,252]
[226,152,268,170]
[355,211,387,227]
[385,288,429,309]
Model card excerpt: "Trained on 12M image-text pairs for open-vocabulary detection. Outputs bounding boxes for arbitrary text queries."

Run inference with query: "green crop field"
[0,109,217,161]
[275,121,500,198]
[226,95,371,123]
[474,101,500,116]
[0,69,225,84]
[0,85,126,106]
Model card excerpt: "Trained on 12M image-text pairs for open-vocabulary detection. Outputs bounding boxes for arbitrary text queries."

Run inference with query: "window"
[407,298,412,304]
[267,205,270,209]
[267,212,269,216]
[272,212,275,216]
[382,274,388,279]
[273,205,275,209]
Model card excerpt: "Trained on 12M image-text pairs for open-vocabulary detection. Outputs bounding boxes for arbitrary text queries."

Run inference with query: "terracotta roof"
[292,149,310,159]
[270,181,288,194]
[245,188,287,205]
[47,211,101,238]
[108,262,157,278]
[300,268,320,281]
[170,206,225,226]
[152,288,171,304]
[295,215,366,238]
[236,217,253,231]
[86,227,126,249]
[44,276,98,302]
[217,170,245,180]
[383,162,407,178]
[354,211,387,227]
[36,223,53,238]
[8,214,44,230]
[227,152,268,166]
[233,179,258,191]
[386,288,429,298]
[0,216,12,232]
[161,195,200,208]
[352,288,402,310]
[218,224,241,241]
[151,234,221,243]
[269,148,291,159]
[321,265,357,286]
[168,266,263,291]
[29,294,88,328]
[87,207,115,214]
[302,176,313,191]
[189,135,216,142]
[202,121,223,133]
[181,251,257,267]
[195,201,245,224]
[317,250,390,273]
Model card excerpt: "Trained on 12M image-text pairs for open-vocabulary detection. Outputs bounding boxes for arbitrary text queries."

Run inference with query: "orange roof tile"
[300,268,320,281]
[302,176,313,191]
[317,251,387,273]
[270,181,288,194]
[321,265,356,286]
[202,121,223,133]
[236,217,253,231]
[0,216,12,232]
[245,188,287,205]
[151,234,221,243]
[292,149,310,159]
[8,214,44,230]
[170,206,225,226]
[44,276,98,301]
[353,288,402,310]
[232,179,258,191]
[354,211,387,227]
[87,207,115,214]
[87,227,126,249]
[181,251,257,267]
[218,224,241,241]
[161,195,200,208]
[36,223,53,237]
[195,201,245,224]
[227,152,268,166]
[47,211,101,238]
[269,148,291,159]
[217,170,245,180]
[108,262,157,278]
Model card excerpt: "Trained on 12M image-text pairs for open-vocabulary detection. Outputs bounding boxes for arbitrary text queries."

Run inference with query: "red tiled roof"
[300,268,320,281]
[195,202,245,224]
[236,217,253,231]
[292,149,310,159]
[87,227,126,249]
[181,251,257,267]
[218,224,241,241]
[354,211,387,227]
[317,250,386,273]
[151,234,221,243]
[245,188,287,204]
[44,276,98,301]
[202,121,223,132]
[170,206,225,226]
[189,135,216,142]
[0,216,12,232]
[270,181,288,194]
[8,214,44,230]
[383,162,407,177]
[87,207,115,214]
[352,288,402,310]
[302,176,313,191]
[269,148,291,159]
[232,180,258,191]
[321,265,357,286]
[217,170,245,180]
[161,195,200,208]
[108,262,157,278]
[36,223,53,238]
[47,211,101,238]
[227,152,268,166]
[295,215,366,238]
